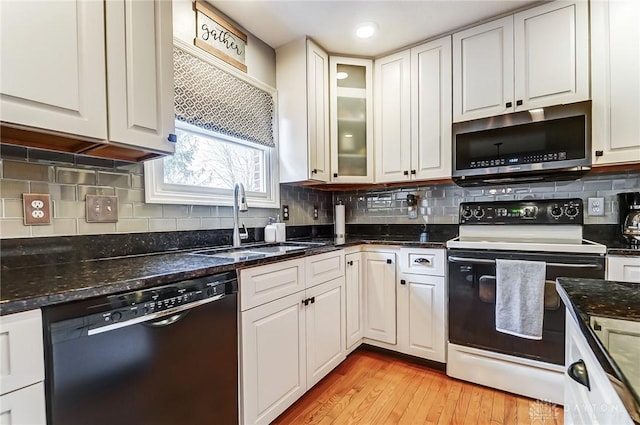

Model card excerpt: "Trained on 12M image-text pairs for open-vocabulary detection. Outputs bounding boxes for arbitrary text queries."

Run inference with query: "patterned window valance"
[173,46,275,148]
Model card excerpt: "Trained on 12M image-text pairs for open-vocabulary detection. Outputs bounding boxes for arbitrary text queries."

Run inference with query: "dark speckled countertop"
[557,277,640,423]
[0,238,446,316]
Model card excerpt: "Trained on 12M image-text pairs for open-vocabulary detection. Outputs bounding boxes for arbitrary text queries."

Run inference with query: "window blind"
[173,46,275,148]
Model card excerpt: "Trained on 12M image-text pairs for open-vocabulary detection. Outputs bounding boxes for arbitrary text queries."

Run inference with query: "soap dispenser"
[274,214,286,242]
[264,217,277,243]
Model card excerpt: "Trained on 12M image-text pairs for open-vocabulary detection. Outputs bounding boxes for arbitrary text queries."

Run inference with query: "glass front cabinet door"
[330,57,374,183]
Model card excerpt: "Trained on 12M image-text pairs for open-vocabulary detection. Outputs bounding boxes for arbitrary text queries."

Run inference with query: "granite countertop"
[0,238,446,316]
[556,277,640,423]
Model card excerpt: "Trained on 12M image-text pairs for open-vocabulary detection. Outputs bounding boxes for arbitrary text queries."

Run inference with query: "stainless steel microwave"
[452,101,592,187]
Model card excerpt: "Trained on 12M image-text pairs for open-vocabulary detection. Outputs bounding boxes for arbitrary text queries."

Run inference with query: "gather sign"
[194,1,247,73]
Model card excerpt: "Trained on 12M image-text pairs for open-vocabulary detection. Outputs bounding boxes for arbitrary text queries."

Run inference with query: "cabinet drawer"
[240,258,305,311]
[399,248,445,276]
[0,382,46,425]
[305,250,345,288]
[0,310,44,396]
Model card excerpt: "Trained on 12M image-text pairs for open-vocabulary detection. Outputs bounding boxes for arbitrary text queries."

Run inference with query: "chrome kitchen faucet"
[232,183,249,247]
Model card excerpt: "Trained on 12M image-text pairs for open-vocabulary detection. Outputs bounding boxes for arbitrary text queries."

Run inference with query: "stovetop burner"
[447,198,607,254]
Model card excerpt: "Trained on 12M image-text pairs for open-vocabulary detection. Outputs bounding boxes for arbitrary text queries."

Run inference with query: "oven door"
[447,249,604,365]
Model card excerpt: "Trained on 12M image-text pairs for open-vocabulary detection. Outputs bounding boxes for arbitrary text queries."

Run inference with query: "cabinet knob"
[516,100,523,106]
[310,296,315,304]
[333,173,338,178]
[506,102,513,108]
[167,133,177,143]
[568,359,590,390]
[312,169,317,174]
[400,279,406,285]
[410,170,416,175]
[595,150,604,157]
[302,298,309,306]
[348,260,354,266]
[403,170,409,176]
[386,259,393,264]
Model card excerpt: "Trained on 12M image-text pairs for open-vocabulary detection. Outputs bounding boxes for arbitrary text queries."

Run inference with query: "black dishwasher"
[43,271,238,425]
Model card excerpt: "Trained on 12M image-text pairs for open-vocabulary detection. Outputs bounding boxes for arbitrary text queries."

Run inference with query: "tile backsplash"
[0,145,332,238]
[335,171,640,226]
[1,144,638,239]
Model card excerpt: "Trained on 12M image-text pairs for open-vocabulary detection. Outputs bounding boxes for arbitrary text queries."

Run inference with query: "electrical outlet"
[313,205,319,220]
[282,205,290,221]
[23,193,51,225]
[86,195,119,223]
[587,197,605,216]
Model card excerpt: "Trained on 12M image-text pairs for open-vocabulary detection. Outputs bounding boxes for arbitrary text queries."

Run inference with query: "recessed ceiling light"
[355,22,378,39]
[336,72,349,80]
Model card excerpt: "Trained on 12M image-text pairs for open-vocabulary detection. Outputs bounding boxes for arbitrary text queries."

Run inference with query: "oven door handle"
[447,256,602,269]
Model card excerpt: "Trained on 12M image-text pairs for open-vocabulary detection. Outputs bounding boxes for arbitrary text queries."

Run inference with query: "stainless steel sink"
[189,241,325,260]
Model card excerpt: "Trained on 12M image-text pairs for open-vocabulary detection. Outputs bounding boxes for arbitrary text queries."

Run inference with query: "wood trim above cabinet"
[1,124,167,163]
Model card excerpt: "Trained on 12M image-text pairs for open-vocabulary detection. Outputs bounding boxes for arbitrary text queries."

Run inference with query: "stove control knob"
[473,208,485,219]
[550,206,563,218]
[566,206,579,218]
[111,311,122,322]
[462,208,473,219]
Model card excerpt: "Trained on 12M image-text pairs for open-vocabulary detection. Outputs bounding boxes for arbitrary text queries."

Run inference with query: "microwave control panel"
[459,198,583,225]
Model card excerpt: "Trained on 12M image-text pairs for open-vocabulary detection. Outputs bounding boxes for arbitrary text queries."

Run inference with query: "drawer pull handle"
[568,359,590,391]
[414,258,431,264]
[386,259,393,264]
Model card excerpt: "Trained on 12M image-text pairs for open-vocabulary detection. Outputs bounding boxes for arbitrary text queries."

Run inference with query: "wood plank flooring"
[273,348,564,425]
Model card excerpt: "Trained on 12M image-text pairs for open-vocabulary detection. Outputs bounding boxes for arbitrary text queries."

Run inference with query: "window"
[145,42,279,208]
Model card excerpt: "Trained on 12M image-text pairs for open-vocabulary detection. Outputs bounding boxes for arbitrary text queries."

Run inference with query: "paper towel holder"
[335,200,346,245]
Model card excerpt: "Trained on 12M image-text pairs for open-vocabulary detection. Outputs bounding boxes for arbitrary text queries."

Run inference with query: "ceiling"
[210,0,541,57]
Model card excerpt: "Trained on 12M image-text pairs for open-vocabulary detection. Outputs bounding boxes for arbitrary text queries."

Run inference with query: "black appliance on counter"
[619,192,640,244]
[43,271,239,425]
[446,199,606,403]
[451,101,592,186]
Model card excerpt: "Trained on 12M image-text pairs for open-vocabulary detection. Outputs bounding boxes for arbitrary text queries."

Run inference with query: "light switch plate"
[86,195,119,222]
[23,193,51,225]
[587,197,605,216]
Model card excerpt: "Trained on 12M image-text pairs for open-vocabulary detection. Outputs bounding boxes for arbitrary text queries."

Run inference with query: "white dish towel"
[495,259,546,340]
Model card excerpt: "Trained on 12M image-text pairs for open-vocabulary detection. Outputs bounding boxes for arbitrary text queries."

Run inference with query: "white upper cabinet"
[277,38,330,182]
[105,0,175,154]
[453,1,589,122]
[410,36,452,181]
[0,0,175,159]
[330,57,374,183]
[513,1,589,110]
[1,0,108,140]
[453,16,514,122]
[374,50,412,183]
[375,37,452,183]
[591,0,640,166]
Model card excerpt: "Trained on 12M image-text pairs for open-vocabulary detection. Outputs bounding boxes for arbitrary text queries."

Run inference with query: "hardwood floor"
[273,348,564,425]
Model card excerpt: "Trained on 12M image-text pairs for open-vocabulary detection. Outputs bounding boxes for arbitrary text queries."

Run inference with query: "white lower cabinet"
[363,250,397,344]
[345,251,364,351]
[0,309,46,425]
[565,312,633,424]
[0,382,47,425]
[305,278,345,388]
[397,273,446,362]
[241,291,307,425]
[240,252,345,425]
[607,255,640,283]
